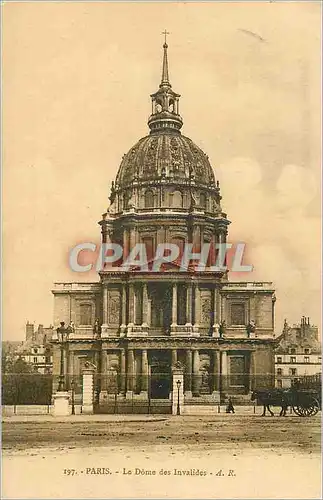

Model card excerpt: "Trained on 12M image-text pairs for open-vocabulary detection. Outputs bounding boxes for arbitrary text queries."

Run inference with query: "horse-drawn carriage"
[251,374,321,417]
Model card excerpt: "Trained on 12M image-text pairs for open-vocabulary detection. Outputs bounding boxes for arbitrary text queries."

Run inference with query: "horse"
[251,389,289,416]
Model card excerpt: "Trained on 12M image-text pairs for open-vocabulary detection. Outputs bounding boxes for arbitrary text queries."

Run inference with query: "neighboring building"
[15,322,54,374]
[52,40,276,408]
[275,317,321,388]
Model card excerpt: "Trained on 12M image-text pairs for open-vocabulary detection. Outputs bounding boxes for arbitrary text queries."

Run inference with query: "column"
[186,283,192,325]
[103,228,112,269]
[217,230,226,269]
[212,351,220,402]
[120,349,126,396]
[126,349,135,397]
[172,349,178,366]
[128,284,135,325]
[220,350,228,393]
[141,350,148,394]
[171,284,178,326]
[129,226,136,253]
[133,287,137,325]
[194,285,201,328]
[99,351,108,402]
[102,286,108,325]
[142,283,149,326]
[147,299,152,327]
[212,288,217,326]
[192,349,200,397]
[120,284,127,331]
[184,350,192,397]
[249,350,256,392]
[123,229,129,260]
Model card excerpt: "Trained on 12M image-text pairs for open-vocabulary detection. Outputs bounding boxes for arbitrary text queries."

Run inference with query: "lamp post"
[176,379,181,415]
[56,322,70,392]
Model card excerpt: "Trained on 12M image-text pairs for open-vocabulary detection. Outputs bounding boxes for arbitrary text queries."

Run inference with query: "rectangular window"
[277,380,282,388]
[277,368,283,376]
[290,348,296,355]
[304,356,310,363]
[304,348,310,355]
[277,357,282,363]
[80,304,92,325]
[33,357,37,363]
[290,356,296,363]
[289,368,297,376]
[230,303,245,326]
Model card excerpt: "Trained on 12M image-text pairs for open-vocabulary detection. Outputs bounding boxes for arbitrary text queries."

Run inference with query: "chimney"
[25,321,34,341]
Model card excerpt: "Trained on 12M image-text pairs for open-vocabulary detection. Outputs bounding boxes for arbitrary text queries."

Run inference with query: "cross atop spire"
[161,30,170,86]
[162,29,170,46]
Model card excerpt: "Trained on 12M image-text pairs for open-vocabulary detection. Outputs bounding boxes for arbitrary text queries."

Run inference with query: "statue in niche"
[219,320,226,337]
[93,318,101,338]
[246,320,256,337]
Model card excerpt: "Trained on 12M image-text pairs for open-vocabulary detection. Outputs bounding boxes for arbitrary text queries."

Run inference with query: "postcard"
[2,1,321,499]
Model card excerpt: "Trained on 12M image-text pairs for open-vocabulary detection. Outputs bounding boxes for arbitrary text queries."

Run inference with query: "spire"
[148,34,183,134]
[161,30,170,87]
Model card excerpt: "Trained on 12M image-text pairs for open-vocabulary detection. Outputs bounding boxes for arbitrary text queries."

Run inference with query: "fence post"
[82,362,96,415]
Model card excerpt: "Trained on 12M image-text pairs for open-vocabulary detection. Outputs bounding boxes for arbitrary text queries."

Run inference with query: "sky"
[2,1,321,340]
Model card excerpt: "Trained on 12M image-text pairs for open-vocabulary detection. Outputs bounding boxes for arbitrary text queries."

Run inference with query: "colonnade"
[102,282,221,332]
[98,348,256,399]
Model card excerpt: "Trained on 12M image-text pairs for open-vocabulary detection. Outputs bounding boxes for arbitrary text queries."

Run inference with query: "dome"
[115,133,216,188]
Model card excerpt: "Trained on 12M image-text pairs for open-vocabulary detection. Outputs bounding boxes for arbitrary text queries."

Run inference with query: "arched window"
[169,99,175,112]
[200,192,207,209]
[171,190,183,208]
[155,100,162,113]
[144,189,154,208]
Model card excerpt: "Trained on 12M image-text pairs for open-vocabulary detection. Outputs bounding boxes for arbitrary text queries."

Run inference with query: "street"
[2,414,321,499]
[2,414,321,453]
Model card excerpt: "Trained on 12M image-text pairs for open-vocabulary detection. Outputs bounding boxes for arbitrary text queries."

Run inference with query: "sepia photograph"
[1,1,322,499]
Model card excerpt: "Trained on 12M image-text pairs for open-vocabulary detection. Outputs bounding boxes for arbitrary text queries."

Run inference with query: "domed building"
[52,40,276,412]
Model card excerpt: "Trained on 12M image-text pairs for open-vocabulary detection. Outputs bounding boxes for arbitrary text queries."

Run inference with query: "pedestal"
[52,391,70,417]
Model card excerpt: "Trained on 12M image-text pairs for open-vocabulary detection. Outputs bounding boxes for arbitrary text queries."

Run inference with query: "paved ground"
[2,414,321,499]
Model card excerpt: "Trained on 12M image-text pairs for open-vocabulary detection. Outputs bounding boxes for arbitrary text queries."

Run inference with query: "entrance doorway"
[149,350,171,399]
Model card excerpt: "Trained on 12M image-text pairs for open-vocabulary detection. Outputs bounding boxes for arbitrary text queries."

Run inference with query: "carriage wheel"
[292,405,302,416]
[309,398,320,416]
[293,397,320,417]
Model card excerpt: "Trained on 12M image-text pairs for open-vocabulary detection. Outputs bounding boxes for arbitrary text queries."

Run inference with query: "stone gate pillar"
[82,362,96,415]
[172,361,184,415]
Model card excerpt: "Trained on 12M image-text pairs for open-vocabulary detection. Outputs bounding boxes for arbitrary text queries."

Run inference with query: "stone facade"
[52,40,276,407]
[275,317,321,388]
